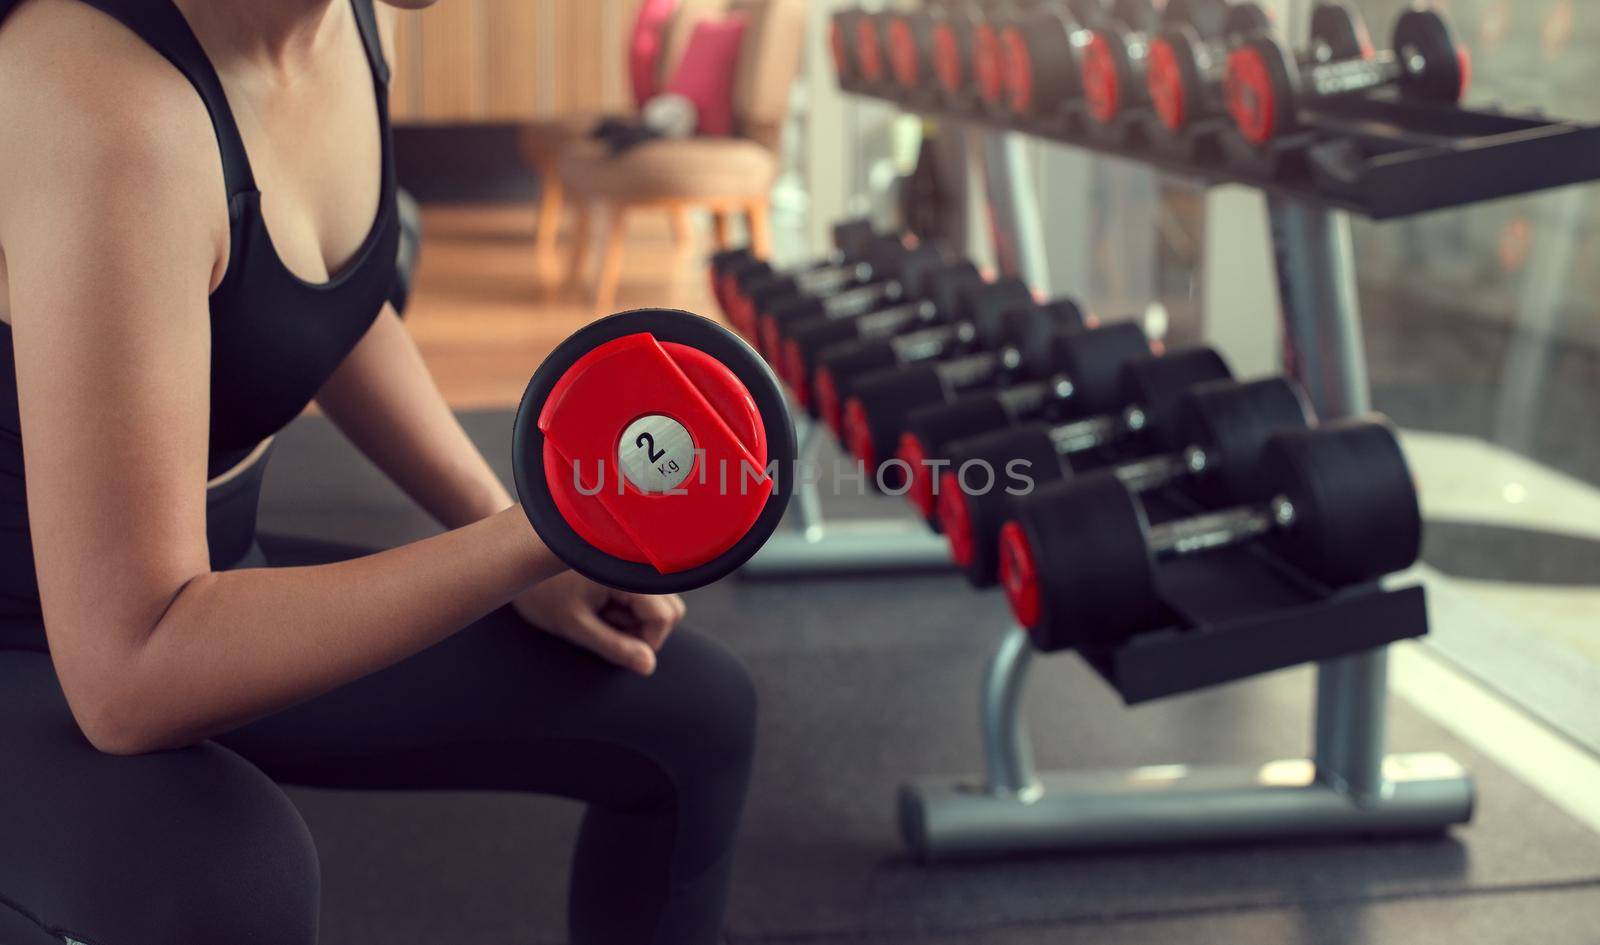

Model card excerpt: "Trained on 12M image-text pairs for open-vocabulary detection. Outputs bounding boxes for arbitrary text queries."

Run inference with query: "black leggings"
[0,535,757,945]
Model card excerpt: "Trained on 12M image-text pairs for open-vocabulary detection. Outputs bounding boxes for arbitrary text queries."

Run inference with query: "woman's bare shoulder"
[0,0,221,199]
[0,0,225,253]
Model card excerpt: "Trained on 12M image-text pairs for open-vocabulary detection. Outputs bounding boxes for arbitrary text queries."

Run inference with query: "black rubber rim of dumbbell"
[513,308,797,594]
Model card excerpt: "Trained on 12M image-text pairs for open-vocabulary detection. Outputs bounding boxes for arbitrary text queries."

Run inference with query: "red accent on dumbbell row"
[815,367,844,434]
[1000,26,1033,114]
[1081,32,1121,125]
[539,334,771,574]
[842,397,877,468]
[855,17,885,83]
[781,339,810,408]
[973,23,1004,105]
[829,21,847,76]
[1225,45,1276,146]
[758,314,782,363]
[888,16,920,88]
[1147,36,1186,132]
[1457,45,1473,100]
[998,521,1041,629]
[710,270,728,316]
[938,471,974,567]
[896,432,936,518]
[933,24,962,93]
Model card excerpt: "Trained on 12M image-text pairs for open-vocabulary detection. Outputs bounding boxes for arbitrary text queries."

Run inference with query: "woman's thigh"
[224,534,757,838]
[0,651,320,945]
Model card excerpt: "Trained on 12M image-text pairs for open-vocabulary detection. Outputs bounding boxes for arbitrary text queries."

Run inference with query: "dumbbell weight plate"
[1002,473,1160,651]
[1225,37,1297,146]
[1308,3,1372,63]
[1258,418,1421,588]
[938,426,1067,587]
[1119,346,1233,452]
[515,309,796,593]
[1052,321,1153,417]
[897,394,1014,521]
[1174,376,1313,506]
[1392,7,1469,103]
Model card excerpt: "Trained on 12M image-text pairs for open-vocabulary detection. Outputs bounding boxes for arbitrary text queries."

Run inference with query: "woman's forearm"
[87,506,562,754]
[316,307,520,529]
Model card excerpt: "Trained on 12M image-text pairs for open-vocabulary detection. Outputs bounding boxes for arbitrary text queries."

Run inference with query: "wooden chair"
[515,0,724,282]
[559,0,806,312]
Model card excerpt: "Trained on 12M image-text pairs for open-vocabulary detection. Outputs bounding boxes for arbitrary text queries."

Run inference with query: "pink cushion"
[663,14,749,137]
[628,0,681,108]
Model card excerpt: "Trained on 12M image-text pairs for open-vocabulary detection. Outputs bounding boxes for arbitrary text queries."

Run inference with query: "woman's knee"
[656,628,758,779]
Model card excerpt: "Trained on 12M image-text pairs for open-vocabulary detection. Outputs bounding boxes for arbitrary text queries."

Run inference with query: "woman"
[0,0,756,942]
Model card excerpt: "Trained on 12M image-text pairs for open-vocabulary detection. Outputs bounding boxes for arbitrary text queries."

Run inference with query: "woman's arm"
[0,17,566,755]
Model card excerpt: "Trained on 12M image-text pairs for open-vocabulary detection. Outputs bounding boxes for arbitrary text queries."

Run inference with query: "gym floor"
[282,203,1600,942]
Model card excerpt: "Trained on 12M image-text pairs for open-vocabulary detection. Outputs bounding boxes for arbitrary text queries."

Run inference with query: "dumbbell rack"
[741,412,953,575]
[827,16,1600,860]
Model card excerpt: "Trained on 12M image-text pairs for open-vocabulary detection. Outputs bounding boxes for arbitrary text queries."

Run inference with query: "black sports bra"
[0,0,402,621]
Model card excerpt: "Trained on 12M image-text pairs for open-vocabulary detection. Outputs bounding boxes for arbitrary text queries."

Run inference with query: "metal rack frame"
[895,121,1475,859]
[741,411,954,576]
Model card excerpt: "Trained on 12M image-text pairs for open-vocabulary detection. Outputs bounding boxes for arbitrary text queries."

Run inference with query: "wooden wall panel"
[390,0,640,125]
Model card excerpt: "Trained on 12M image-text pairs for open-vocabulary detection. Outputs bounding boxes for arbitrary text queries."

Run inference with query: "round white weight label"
[618,414,696,493]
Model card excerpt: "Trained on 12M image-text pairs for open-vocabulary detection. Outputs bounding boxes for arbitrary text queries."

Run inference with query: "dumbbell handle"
[1045,402,1149,455]
[889,320,979,361]
[854,298,941,337]
[1303,49,1398,97]
[805,279,908,320]
[791,260,872,295]
[1147,495,1296,557]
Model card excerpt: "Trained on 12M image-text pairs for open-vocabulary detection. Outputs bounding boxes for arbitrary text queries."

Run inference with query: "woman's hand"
[513,573,686,676]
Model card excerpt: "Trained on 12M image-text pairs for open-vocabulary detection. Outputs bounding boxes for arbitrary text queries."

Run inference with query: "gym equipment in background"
[896,320,1153,525]
[514,309,796,593]
[1226,6,1466,147]
[1002,416,1413,653]
[937,346,1233,586]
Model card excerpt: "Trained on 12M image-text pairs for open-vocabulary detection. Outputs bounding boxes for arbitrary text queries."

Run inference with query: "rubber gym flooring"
[259,411,1600,944]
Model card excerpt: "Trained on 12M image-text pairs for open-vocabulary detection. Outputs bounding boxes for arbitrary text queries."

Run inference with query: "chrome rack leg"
[740,412,954,577]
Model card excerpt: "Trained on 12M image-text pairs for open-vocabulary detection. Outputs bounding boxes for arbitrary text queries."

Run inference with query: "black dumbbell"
[1079,0,1232,127]
[931,1,994,111]
[997,0,1109,124]
[784,259,985,409]
[937,346,1233,586]
[810,262,994,433]
[720,225,894,336]
[1000,417,1419,652]
[887,8,939,97]
[815,273,1033,438]
[841,297,1090,485]
[896,320,1152,524]
[514,309,796,593]
[1225,5,1468,147]
[751,241,950,362]
[1147,3,1368,136]
[829,9,864,85]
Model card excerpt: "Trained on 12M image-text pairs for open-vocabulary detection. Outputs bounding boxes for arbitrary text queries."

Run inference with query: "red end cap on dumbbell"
[1000,26,1033,114]
[758,314,782,363]
[538,334,770,574]
[896,432,936,518]
[1225,44,1277,146]
[938,472,975,567]
[855,17,885,83]
[998,521,1041,629]
[933,23,962,94]
[816,366,844,434]
[889,16,920,88]
[974,23,1004,105]
[1147,36,1186,132]
[829,20,849,78]
[781,339,810,408]
[1081,32,1121,124]
[842,397,877,467]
